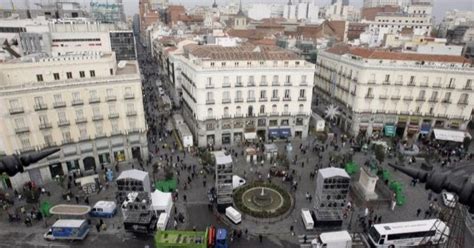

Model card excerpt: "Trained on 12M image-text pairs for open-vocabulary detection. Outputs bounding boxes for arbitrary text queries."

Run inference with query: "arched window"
[207,108,213,117]
[236,106,241,115]
[299,104,304,112]
[224,107,229,116]
[272,104,277,113]
[248,106,253,116]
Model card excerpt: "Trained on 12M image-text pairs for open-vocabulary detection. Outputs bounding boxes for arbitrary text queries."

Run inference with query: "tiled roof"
[326,45,470,64]
[184,44,301,61]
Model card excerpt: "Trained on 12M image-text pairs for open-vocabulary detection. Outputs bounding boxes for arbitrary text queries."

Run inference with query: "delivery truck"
[44,219,90,241]
[311,230,352,248]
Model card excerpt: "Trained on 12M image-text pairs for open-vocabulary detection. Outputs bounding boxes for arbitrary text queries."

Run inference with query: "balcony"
[20,147,35,153]
[297,112,308,116]
[382,81,390,85]
[441,99,451,104]
[298,97,307,101]
[234,98,244,103]
[75,117,87,124]
[92,115,103,121]
[53,101,66,108]
[71,99,84,106]
[58,120,70,127]
[108,113,119,119]
[281,112,290,116]
[106,95,117,102]
[394,81,403,86]
[79,135,90,142]
[15,126,30,134]
[247,97,256,103]
[352,77,358,82]
[247,81,255,87]
[300,81,308,86]
[124,93,135,100]
[270,112,279,116]
[205,84,215,89]
[258,112,267,117]
[416,97,426,102]
[235,82,243,87]
[457,100,468,105]
[259,97,268,102]
[9,107,24,114]
[259,81,268,86]
[365,94,374,99]
[379,95,388,100]
[464,85,472,90]
[222,98,231,104]
[432,84,442,88]
[367,80,376,85]
[420,83,429,87]
[403,96,413,101]
[222,114,231,119]
[205,115,215,120]
[89,97,100,104]
[284,81,292,86]
[34,103,48,111]
[350,91,356,96]
[282,97,291,101]
[272,81,280,86]
[407,82,416,87]
[206,99,215,105]
[390,96,401,100]
[271,97,280,102]
[126,110,137,116]
[446,85,456,89]
[222,83,231,88]
[39,122,52,130]
[234,113,243,118]
[111,130,122,136]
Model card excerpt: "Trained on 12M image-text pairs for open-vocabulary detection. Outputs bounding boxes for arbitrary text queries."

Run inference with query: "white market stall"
[151,190,173,216]
[433,129,472,143]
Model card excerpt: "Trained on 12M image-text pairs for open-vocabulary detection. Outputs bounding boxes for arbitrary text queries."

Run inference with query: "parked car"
[442,191,456,208]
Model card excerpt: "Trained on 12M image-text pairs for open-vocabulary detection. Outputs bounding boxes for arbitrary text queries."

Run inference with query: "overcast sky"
[1,0,473,21]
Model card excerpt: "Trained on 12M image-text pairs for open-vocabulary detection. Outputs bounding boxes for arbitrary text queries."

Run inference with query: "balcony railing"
[272,81,280,86]
[124,93,135,99]
[247,81,255,87]
[75,117,87,124]
[416,97,426,102]
[34,103,48,111]
[92,115,103,121]
[270,112,279,116]
[106,95,117,102]
[428,98,438,103]
[457,100,468,105]
[463,85,472,90]
[126,110,137,116]
[222,83,231,88]
[403,96,413,101]
[441,99,451,104]
[407,82,416,87]
[234,98,244,103]
[284,81,292,86]
[367,80,376,85]
[222,98,231,104]
[205,115,215,120]
[108,113,119,119]
[300,81,308,86]
[89,97,100,104]
[235,82,243,87]
[298,97,307,101]
[222,114,231,119]
[247,97,256,103]
[53,101,66,108]
[391,96,401,100]
[379,95,388,100]
[382,81,390,85]
[271,97,280,102]
[259,97,267,102]
[9,107,24,114]
[394,81,403,86]
[365,94,374,99]
[259,81,268,86]
[281,112,290,116]
[205,84,215,89]
[432,84,442,88]
[71,99,84,106]
[57,120,70,127]
[39,122,52,130]
[15,126,30,134]
[282,97,291,101]
[206,99,215,105]
[258,112,267,116]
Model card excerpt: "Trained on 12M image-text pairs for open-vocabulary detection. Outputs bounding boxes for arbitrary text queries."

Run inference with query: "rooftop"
[184,44,301,61]
[326,45,471,64]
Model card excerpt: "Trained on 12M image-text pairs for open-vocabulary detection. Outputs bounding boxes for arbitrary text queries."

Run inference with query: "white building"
[363,0,401,8]
[323,0,360,22]
[175,44,314,147]
[439,10,474,38]
[314,45,473,139]
[247,4,273,21]
[363,2,433,46]
[0,52,147,189]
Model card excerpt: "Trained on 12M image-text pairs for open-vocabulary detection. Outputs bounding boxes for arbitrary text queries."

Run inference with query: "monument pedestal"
[356,167,379,201]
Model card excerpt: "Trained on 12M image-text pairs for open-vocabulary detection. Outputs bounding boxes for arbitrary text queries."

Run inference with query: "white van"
[301,208,314,230]
[225,206,242,224]
[156,212,169,231]
[311,231,352,248]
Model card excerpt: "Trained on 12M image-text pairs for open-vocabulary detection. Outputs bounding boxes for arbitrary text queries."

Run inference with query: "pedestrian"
[259,234,263,243]
[303,234,307,244]
[96,223,101,232]
[245,228,248,236]
[428,191,433,201]
[85,196,90,205]
[183,194,187,202]
[416,208,422,217]
[290,225,294,236]
[377,216,382,223]
[75,195,79,204]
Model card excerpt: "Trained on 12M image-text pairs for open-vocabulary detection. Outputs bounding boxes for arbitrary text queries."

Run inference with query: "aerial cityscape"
[0,0,473,247]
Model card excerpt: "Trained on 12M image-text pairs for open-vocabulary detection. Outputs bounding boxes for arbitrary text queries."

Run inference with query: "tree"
[374,144,385,164]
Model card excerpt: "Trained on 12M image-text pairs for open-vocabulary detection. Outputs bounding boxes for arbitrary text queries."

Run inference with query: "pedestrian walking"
[75,196,79,204]
[416,208,422,217]
[259,234,263,243]
[290,225,294,236]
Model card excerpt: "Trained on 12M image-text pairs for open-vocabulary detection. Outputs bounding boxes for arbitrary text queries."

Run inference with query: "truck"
[311,231,352,248]
[44,219,90,241]
[155,226,228,248]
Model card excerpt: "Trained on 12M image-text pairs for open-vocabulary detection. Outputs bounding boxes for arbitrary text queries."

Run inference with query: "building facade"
[0,52,147,190]
[176,44,314,147]
[314,45,473,139]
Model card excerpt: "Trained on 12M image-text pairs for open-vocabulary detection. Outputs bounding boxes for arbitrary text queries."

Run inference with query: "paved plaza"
[0,42,472,248]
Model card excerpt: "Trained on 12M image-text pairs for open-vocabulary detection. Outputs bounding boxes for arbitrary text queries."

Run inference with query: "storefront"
[372,124,383,137]
[66,159,80,174]
[98,153,111,166]
[419,121,432,139]
[222,133,231,145]
[132,146,142,160]
[114,150,126,162]
[268,128,291,139]
[384,124,396,137]
[396,116,408,137]
[206,134,215,145]
[83,156,97,172]
[49,163,64,178]
[233,132,242,143]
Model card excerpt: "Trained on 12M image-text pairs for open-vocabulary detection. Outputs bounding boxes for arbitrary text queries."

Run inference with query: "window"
[207,108,213,117]
[273,75,279,83]
[224,107,229,116]
[261,75,266,83]
[206,92,214,102]
[248,106,253,116]
[79,71,85,78]
[285,75,291,84]
[9,99,20,109]
[281,119,289,126]
[258,119,266,127]
[106,88,113,96]
[248,90,255,99]
[384,74,390,82]
[443,92,451,102]
[236,76,242,85]
[110,119,119,131]
[78,125,88,139]
[299,89,305,98]
[236,90,242,99]
[296,118,303,126]
[260,90,266,99]
[367,88,373,96]
[269,120,278,126]
[15,118,26,128]
[210,62,215,67]
[431,91,438,100]
[223,76,229,86]
[299,104,304,112]
[34,96,44,106]
[284,89,290,99]
[53,73,60,80]
[39,115,48,125]
[459,93,468,104]
[409,76,415,84]
[36,74,43,82]
[418,90,425,99]
[249,76,254,84]
[72,92,80,101]
[301,75,307,83]
[109,104,116,114]
[207,77,212,87]
[126,103,135,112]
[259,105,265,114]
[54,94,62,103]
[44,134,53,145]
[66,72,72,79]
[465,79,472,89]
[90,70,96,77]
[76,109,84,119]
[272,89,278,98]
[110,68,113,75]
[92,106,100,116]
[396,75,403,83]
[19,135,31,149]
[62,130,71,141]
[90,90,97,99]
[95,122,103,136]
[236,106,241,115]
[221,62,226,66]
[272,104,277,112]
[223,91,230,101]
[128,117,136,129]
[58,111,67,122]
[284,104,289,113]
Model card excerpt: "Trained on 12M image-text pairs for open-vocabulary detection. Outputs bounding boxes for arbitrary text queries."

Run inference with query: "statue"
[0,148,60,177]
[388,163,474,213]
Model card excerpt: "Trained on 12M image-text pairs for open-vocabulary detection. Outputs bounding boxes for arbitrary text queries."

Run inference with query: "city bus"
[367,219,449,247]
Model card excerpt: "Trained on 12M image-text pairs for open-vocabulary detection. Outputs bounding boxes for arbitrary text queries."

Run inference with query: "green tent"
[155,179,177,192]
[344,162,359,175]
[40,201,52,217]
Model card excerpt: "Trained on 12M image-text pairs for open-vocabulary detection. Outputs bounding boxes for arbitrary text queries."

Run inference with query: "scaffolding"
[90,0,124,23]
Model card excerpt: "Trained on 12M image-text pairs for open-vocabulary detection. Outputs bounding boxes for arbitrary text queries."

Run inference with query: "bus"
[367,219,449,247]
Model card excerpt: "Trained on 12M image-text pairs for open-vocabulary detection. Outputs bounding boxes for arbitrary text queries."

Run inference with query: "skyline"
[0,0,473,21]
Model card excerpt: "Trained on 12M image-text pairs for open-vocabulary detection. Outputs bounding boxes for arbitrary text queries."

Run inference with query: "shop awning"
[433,129,472,143]
[244,132,257,140]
